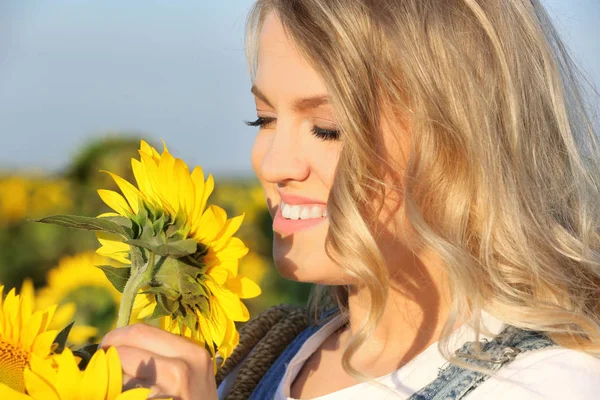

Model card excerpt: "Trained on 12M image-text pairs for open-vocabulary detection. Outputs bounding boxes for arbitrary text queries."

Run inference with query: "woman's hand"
[100,323,219,400]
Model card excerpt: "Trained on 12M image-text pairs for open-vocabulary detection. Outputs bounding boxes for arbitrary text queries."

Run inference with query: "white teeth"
[290,205,301,220]
[299,207,311,220]
[281,201,290,218]
[309,205,322,218]
[280,200,327,220]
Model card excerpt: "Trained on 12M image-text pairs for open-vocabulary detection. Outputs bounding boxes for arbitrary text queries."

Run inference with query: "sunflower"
[33,252,124,345]
[0,286,58,393]
[97,140,261,362]
[0,347,151,400]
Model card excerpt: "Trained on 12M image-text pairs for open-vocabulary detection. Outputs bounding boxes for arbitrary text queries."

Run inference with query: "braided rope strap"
[215,304,310,400]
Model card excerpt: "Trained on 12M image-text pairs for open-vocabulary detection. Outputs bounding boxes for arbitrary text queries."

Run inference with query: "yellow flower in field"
[97,140,261,362]
[0,176,30,224]
[0,347,151,400]
[32,252,123,345]
[0,286,57,393]
[238,251,268,286]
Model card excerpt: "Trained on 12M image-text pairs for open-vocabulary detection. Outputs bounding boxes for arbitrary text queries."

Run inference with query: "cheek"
[251,133,277,213]
[250,134,266,176]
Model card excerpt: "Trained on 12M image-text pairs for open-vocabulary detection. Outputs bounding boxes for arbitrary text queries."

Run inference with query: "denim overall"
[248,312,556,400]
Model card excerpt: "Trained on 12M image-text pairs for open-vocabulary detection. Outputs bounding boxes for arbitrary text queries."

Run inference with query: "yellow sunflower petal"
[23,367,60,400]
[20,279,35,318]
[98,189,133,216]
[106,347,123,400]
[208,267,229,285]
[212,214,245,251]
[115,388,153,400]
[226,276,262,299]
[53,349,80,399]
[81,348,109,400]
[193,205,227,243]
[0,384,31,399]
[205,281,249,322]
[139,140,160,160]
[208,303,227,347]
[98,212,121,218]
[136,301,156,320]
[31,330,59,355]
[103,171,142,214]
[174,158,194,217]
[21,310,44,349]
[214,237,249,260]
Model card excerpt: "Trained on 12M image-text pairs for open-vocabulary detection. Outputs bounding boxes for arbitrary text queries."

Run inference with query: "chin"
[271,230,352,285]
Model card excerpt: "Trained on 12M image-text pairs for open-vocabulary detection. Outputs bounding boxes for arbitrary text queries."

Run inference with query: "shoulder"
[469,347,600,400]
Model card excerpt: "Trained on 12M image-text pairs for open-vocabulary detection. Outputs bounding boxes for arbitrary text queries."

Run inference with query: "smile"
[273,200,328,235]
[280,201,328,220]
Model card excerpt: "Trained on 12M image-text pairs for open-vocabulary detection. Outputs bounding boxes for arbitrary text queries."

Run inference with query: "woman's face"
[249,12,347,284]
[250,12,417,286]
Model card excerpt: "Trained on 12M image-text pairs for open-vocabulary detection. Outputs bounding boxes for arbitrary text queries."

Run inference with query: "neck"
[338,248,455,370]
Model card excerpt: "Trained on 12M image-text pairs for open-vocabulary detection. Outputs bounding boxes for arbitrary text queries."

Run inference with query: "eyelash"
[244,116,340,141]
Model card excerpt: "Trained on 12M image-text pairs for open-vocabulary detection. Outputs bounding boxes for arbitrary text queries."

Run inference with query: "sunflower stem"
[116,251,156,328]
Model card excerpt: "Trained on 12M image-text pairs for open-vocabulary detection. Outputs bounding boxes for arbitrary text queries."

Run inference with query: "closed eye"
[244,117,340,141]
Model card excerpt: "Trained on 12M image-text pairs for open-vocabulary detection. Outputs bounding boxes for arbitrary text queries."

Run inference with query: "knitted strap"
[215,304,309,399]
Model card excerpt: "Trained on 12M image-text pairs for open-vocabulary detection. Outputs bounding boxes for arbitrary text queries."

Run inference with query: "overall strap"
[408,325,556,400]
[248,323,322,400]
[248,306,340,400]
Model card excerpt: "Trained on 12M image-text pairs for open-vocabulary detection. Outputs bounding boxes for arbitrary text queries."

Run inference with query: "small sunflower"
[0,347,151,400]
[0,286,58,393]
[97,140,261,362]
[33,252,123,345]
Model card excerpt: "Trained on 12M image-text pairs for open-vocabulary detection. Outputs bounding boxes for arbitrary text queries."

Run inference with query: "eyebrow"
[251,85,330,112]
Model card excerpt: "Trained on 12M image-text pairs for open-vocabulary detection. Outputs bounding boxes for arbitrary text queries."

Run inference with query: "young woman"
[101,1,600,399]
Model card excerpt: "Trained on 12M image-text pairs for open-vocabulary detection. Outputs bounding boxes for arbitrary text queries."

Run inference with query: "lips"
[272,191,328,235]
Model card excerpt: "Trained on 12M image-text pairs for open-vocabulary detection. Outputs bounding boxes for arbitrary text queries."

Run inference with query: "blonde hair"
[245,0,600,386]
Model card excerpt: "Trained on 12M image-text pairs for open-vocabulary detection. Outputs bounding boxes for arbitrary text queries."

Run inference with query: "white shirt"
[218,310,600,399]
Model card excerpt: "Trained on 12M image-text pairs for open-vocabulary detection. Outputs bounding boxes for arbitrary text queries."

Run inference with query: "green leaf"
[97,265,131,293]
[35,215,129,238]
[52,321,74,354]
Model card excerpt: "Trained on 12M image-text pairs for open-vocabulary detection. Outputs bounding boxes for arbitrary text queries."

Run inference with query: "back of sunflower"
[0,140,261,399]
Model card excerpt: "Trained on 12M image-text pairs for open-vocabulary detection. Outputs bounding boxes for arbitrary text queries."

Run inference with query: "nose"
[259,122,310,184]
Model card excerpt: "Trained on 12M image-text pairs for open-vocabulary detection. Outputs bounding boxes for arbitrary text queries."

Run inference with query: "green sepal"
[126,238,198,258]
[97,265,131,293]
[52,321,74,354]
[150,294,175,319]
[140,285,179,299]
[73,344,100,370]
[181,273,209,297]
[166,207,190,239]
[104,216,133,235]
[35,215,129,238]
[194,296,210,317]
[182,309,198,331]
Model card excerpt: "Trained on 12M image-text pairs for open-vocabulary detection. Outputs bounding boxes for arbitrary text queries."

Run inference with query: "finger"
[122,375,166,400]
[122,374,152,391]
[100,323,211,369]
[115,345,190,397]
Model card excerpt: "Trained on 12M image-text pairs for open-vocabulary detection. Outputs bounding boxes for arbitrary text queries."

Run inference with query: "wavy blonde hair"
[245,0,600,384]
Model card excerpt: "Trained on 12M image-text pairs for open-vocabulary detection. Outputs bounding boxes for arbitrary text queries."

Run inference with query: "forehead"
[255,12,328,98]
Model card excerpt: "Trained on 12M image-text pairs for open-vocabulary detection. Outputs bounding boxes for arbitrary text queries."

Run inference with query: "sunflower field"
[0,135,313,397]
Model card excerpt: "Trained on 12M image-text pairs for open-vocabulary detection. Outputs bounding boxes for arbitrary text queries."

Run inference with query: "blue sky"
[0,0,598,176]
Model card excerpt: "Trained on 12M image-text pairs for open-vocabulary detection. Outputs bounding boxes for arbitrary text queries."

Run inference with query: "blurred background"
[0,0,598,345]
